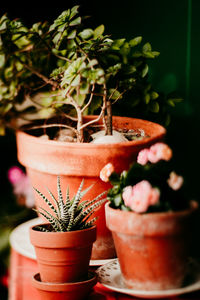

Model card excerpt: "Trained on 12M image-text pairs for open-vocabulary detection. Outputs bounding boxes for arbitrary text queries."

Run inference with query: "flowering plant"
[7,166,34,208]
[100,143,187,213]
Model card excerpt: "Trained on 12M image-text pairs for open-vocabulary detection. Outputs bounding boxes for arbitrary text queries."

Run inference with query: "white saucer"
[9,217,115,266]
[90,258,116,266]
[96,259,200,299]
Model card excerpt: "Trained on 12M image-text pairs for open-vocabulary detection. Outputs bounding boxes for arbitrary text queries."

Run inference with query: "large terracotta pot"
[32,272,97,300]
[29,224,96,283]
[16,116,166,260]
[105,201,198,291]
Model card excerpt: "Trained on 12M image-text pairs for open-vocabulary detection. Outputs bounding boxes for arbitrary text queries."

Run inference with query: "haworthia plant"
[34,176,107,232]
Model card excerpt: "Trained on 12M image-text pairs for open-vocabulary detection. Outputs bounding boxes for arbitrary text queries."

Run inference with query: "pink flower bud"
[167,171,184,190]
[137,149,149,165]
[148,143,172,163]
[100,163,114,182]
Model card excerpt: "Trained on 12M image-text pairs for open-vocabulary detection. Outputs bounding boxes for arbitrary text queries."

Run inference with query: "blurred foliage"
[0,6,181,141]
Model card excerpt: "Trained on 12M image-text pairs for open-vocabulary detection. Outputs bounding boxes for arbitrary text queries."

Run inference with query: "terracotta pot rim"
[105,200,199,237]
[106,200,198,219]
[30,223,96,234]
[30,224,96,248]
[32,271,97,291]
[16,116,166,148]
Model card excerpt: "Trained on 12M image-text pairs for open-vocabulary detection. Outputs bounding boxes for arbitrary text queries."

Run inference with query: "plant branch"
[81,84,95,113]
[80,84,107,131]
[23,63,58,88]
[65,92,83,142]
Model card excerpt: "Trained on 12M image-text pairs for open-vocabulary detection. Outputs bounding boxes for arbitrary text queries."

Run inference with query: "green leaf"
[141,64,149,77]
[165,114,171,126]
[0,228,11,252]
[150,101,160,113]
[168,97,183,103]
[88,59,98,68]
[144,93,150,104]
[69,17,81,26]
[151,91,159,100]
[80,82,89,94]
[0,15,8,31]
[167,99,175,107]
[70,5,79,20]
[93,24,105,39]
[53,32,62,45]
[67,29,76,39]
[132,51,142,58]
[112,39,125,50]
[143,52,155,58]
[124,65,136,75]
[143,42,152,52]
[74,93,86,106]
[129,36,142,47]
[0,54,5,67]
[39,107,55,118]
[109,89,122,100]
[152,51,160,57]
[79,28,93,40]
[71,74,80,86]
[108,172,120,185]
[113,194,122,207]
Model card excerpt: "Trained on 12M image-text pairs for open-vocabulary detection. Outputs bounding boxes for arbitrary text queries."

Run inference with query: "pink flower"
[122,186,133,207]
[137,149,149,165]
[8,166,35,208]
[100,163,114,182]
[167,171,184,190]
[148,143,172,163]
[8,166,25,184]
[122,180,160,213]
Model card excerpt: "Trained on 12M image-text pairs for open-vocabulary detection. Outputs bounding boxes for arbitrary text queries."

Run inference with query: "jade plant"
[0,6,181,141]
[33,176,106,232]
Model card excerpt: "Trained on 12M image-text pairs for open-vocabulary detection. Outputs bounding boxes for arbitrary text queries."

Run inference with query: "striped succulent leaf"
[34,187,59,217]
[57,176,65,214]
[81,191,107,210]
[34,176,107,232]
[69,179,85,213]
[79,217,97,229]
[36,208,61,232]
[65,187,71,210]
[46,187,61,218]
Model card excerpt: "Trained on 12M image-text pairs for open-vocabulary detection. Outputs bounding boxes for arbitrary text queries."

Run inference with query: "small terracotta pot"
[105,201,198,291]
[32,272,97,300]
[17,116,166,260]
[29,224,96,283]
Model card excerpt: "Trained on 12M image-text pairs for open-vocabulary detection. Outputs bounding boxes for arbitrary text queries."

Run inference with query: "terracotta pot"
[105,201,198,291]
[32,272,97,300]
[16,116,166,260]
[29,224,96,283]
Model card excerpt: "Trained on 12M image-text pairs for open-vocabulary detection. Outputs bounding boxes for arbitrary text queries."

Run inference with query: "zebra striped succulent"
[34,176,107,232]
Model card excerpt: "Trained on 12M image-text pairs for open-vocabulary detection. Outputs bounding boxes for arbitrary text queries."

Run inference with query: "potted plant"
[29,176,106,283]
[103,142,199,290]
[0,6,176,259]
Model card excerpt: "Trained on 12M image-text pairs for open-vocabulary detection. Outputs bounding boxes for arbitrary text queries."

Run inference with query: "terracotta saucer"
[32,271,97,300]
